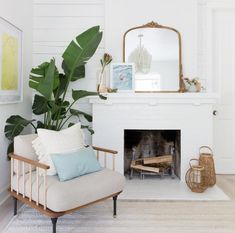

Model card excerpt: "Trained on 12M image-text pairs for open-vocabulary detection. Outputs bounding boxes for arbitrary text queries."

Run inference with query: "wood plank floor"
[0,175,234,232]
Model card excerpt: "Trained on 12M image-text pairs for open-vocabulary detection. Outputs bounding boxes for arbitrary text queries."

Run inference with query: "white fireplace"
[90,93,218,181]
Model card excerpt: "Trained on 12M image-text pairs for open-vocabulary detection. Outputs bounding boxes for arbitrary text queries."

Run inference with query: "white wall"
[33,0,105,91]
[0,0,33,204]
[105,0,198,80]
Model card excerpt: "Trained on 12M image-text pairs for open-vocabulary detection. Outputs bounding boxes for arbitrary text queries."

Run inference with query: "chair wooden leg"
[113,195,117,218]
[51,218,58,233]
[13,197,17,216]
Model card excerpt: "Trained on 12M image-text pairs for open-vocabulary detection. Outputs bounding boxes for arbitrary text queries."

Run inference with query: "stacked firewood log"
[130,155,174,178]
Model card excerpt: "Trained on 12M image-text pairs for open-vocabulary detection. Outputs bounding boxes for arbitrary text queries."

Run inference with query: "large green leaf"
[71,65,85,81]
[32,94,48,115]
[70,109,92,122]
[53,74,68,99]
[62,61,85,82]
[4,115,35,141]
[72,90,107,102]
[29,59,59,100]
[62,26,102,77]
[30,62,49,77]
[72,90,99,101]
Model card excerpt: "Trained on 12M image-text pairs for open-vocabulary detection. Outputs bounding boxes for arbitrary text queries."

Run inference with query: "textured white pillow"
[32,123,85,175]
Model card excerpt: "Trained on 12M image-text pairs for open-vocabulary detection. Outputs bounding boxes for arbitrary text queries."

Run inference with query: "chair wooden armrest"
[92,146,118,154]
[9,153,50,170]
[92,146,118,171]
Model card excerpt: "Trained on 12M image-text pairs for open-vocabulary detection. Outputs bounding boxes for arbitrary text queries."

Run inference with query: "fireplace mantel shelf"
[89,92,219,105]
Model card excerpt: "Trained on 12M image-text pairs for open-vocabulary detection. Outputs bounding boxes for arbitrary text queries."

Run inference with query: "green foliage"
[62,26,102,72]
[32,94,48,115]
[4,115,36,141]
[5,26,104,154]
[81,125,94,135]
[70,109,93,122]
[29,59,59,100]
[62,62,85,82]
[72,90,99,101]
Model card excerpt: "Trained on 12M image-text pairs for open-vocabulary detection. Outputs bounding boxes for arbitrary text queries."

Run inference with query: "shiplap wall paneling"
[33,0,105,91]
[33,0,105,144]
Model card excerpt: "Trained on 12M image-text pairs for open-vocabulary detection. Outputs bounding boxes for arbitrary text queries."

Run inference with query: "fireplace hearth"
[124,130,181,179]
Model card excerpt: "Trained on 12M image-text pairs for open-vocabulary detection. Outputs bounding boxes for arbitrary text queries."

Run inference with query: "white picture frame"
[0,17,23,104]
[110,63,135,92]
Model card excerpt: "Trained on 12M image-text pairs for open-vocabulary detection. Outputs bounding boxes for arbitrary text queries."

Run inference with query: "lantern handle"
[199,146,213,155]
[189,159,199,168]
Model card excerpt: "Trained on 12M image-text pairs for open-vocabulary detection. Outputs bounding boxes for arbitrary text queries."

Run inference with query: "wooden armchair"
[9,135,125,233]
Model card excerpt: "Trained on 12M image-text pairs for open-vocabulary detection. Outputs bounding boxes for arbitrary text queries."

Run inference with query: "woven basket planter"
[199,146,216,187]
[185,159,207,193]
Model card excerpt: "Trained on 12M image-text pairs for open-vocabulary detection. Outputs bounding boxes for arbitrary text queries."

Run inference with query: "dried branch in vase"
[97,53,112,93]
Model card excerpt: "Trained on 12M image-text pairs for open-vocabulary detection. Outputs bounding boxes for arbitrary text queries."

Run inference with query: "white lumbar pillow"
[32,123,85,175]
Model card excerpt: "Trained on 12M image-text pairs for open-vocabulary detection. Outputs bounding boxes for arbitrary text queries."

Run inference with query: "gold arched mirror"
[123,21,184,92]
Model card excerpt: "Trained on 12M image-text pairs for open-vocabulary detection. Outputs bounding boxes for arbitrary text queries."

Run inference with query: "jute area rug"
[4,200,235,233]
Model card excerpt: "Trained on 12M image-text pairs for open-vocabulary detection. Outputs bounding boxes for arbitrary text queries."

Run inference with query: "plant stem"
[45,112,51,129]
[55,72,73,130]
[30,122,37,133]
[58,114,73,130]
[47,111,52,129]
[44,113,46,126]
[57,100,76,130]
[98,66,105,89]
[44,112,48,128]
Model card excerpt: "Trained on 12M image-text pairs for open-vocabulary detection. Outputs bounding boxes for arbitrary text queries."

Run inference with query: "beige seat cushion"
[12,168,125,212]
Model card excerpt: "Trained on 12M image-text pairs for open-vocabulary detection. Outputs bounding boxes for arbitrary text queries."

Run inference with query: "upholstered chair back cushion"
[14,134,38,174]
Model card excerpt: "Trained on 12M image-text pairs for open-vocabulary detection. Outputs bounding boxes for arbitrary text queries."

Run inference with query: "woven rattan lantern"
[199,146,216,187]
[185,159,207,193]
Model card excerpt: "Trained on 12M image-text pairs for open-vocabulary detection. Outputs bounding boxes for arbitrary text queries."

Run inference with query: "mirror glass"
[124,26,181,92]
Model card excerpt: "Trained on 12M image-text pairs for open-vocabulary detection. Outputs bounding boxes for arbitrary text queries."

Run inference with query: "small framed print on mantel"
[110,63,135,92]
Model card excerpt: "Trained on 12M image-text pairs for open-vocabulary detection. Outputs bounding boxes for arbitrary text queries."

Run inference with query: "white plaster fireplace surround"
[90,93,218,181]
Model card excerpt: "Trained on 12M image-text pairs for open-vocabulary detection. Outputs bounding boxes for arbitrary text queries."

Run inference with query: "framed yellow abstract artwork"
[0,17,22,103]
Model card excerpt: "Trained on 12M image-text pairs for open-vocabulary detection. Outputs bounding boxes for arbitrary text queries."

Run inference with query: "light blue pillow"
[51,147,101,182]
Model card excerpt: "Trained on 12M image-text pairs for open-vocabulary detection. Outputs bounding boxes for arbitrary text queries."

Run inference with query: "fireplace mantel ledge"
[89,92,219,105]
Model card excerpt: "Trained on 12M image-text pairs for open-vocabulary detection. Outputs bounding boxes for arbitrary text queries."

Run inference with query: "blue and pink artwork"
[111,63,134,91]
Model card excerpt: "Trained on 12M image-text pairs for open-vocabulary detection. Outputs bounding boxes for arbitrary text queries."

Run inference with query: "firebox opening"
[124,129,181,179]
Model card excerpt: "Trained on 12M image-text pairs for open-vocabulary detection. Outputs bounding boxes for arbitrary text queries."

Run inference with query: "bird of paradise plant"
[4,26,106,154]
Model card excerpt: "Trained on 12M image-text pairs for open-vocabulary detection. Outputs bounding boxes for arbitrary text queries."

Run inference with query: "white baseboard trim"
[0,184,10,206]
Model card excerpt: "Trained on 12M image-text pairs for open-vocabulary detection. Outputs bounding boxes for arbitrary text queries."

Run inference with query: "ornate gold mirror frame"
[123,21,185,93]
